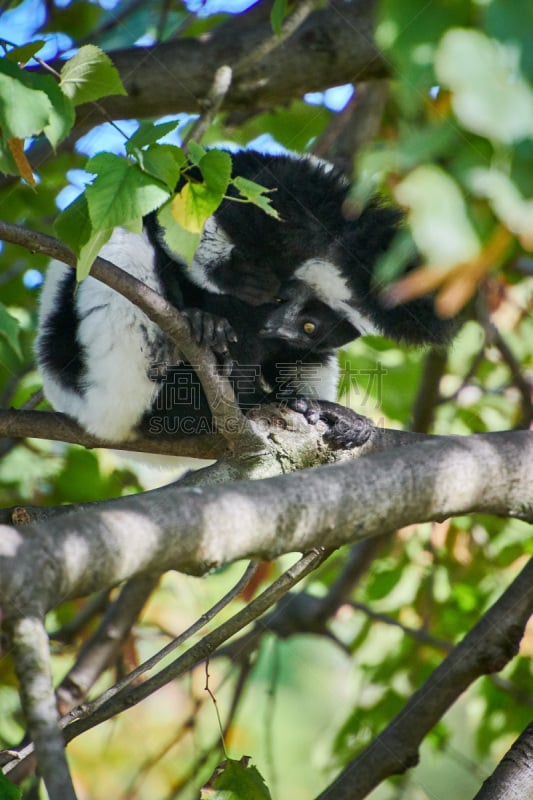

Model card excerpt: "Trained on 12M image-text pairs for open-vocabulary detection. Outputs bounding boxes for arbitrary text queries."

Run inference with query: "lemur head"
[180,150,455,349]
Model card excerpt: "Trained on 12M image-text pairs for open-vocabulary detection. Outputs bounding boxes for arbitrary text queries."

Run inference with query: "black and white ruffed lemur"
[36,150,454,447]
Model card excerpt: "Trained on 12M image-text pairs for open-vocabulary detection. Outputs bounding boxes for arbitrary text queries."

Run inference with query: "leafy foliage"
[0,1,531,799]
[201,757,272,800]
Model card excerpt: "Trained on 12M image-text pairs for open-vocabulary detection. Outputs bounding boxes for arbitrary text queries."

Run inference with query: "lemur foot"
[181,309,238,360]
[287,397,373,449]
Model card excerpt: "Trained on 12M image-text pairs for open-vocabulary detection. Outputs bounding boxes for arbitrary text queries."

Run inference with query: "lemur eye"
[303,321,316,335]
[274,297,283,304]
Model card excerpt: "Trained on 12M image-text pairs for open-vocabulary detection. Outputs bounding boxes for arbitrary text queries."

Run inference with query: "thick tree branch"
[473,721,533,800]
[316,558,533,800]
[57,0,386,134]
[0,430,531,620]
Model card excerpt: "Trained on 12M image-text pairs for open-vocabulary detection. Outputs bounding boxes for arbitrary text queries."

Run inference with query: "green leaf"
[44,2,103,39]
[271,0,289,34]
[32,74,75,148]
[0,770,21,799]
[172,182,213,234]
[435,28,533,144]
[159,199,200,265]
[126,120,182,153]
[0,302,22,360]
[232,176,280,219]
[366,567,403,601]
[54,193,113,279]
[0,59,74,148]
[85,153,170,230]
[55,193,92,255]
[172,148,232,233]
[201,758,272,800]
[0,136,18,175]
[5,41,46,64]
[136,144,186,191]
[60,44,126,106]
[187,140,208,166]
[0,59,52,139]
[77,226,114,281]
[199,149,232,197]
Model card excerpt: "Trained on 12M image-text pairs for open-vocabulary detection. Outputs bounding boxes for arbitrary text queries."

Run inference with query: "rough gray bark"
[473,722,533,800]
[62,1,386,131]
[1,430,531,620]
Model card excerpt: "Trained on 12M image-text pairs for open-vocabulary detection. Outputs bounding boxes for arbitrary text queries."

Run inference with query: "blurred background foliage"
[0,0,532,798]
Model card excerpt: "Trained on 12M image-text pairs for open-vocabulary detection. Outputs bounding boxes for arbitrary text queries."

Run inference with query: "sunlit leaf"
[172,182,213,234]
[232,176,280,219]
[60,44,126,106]
[161,199,201,265]
[469,167,533,249]
[395,165,480,267]
[0,59,52,139]
[435,29,533,143]
[85,153,169,230]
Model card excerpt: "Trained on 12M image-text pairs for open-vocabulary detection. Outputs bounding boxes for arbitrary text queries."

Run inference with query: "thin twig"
[56,574,160,716]
[182,65,232,147]
[61,550,330,745]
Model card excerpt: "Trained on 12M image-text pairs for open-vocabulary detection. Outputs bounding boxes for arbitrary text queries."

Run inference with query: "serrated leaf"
[60,44,126,106]
[160,200,200,265]
[7,137,35,185]
[0,59,52,139]
[0,302,22,360]
[126,121,182,153]
[137,144,186,190]
[85,153,169,230]
[201,758,272,800]
[232,176,280,219]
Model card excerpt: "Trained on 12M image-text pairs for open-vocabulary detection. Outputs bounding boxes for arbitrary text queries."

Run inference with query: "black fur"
[37,150,454,448]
